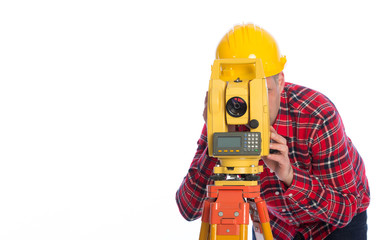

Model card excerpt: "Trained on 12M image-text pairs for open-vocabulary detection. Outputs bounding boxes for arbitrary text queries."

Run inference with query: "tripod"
[198,165,273,240]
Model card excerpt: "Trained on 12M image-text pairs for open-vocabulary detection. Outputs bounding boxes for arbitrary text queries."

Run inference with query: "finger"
[203,92,208,123]
[263,153,285,165]
[262,157,278,172]
[269,142,288,154]
[270,131,287,145]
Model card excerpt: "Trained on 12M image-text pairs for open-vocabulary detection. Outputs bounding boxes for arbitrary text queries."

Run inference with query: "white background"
[0,0,376,239]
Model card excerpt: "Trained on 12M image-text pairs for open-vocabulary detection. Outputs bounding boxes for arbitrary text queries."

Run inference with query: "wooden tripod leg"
[210,224,217,240]
[254,197,273,240]
[199,198,212,240]
[240,224,248,240]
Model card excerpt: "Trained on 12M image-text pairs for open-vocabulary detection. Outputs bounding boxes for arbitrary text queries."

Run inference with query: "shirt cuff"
[283,165,312,201]
[282,165,329,216]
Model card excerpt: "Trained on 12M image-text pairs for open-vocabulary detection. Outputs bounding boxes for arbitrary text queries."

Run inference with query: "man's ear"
[278,72,285,94]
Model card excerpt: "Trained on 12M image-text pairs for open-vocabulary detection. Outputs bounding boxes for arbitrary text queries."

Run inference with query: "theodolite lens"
[226,97,247,117]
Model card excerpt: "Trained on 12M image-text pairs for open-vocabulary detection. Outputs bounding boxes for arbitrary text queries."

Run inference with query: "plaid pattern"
[176,82,370,240]
[175,125,218,221]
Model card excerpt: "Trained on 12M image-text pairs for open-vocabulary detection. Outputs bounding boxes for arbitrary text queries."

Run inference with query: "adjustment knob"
[249,119,259,129]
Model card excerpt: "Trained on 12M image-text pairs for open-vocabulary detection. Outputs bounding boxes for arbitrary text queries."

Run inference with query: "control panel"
[213,132,261,156]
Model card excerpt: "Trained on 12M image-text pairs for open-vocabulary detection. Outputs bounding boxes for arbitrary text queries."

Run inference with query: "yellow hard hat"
[216,24,286,77]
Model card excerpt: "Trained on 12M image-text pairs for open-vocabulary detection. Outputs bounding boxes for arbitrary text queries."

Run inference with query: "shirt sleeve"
[176,124,219,221]
[283,108,361,228]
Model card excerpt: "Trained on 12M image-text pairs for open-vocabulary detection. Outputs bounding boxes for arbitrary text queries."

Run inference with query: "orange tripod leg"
[254,197,273,240]
[199,198,213,240]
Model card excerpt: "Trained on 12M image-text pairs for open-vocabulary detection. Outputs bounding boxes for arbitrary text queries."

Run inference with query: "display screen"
[217,136,241,148]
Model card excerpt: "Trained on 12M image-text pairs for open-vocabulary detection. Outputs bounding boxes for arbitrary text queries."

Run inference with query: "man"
[176,24,370,240]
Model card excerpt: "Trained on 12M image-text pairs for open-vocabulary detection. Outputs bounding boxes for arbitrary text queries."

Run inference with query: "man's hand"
[262,126,293,187]
[203,91,208,124]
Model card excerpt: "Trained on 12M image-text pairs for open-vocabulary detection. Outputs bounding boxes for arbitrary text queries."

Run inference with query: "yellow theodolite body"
[199,24,278,240]
[207,58,271,185]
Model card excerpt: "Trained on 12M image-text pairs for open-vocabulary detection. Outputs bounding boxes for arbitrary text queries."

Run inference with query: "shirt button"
[275,191,280,196]
[288,193,293,197]
[289,220,293,223]
[282,209,286,212]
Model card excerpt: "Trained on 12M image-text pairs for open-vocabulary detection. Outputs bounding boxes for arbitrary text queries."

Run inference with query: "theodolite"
[199,58,273,240]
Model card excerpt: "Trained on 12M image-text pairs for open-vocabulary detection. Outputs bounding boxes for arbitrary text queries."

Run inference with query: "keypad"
[244,132,260,152]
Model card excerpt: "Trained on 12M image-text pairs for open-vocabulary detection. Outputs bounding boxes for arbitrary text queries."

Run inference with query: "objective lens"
[226,97,247,117]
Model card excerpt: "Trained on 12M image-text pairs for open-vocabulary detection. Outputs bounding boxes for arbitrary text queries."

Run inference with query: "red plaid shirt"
[176,82,370,240]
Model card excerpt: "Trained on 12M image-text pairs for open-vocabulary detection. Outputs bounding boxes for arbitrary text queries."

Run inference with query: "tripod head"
[207,58,271,184]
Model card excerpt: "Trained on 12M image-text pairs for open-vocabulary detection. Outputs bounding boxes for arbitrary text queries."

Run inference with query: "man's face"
[266,72,285,125]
